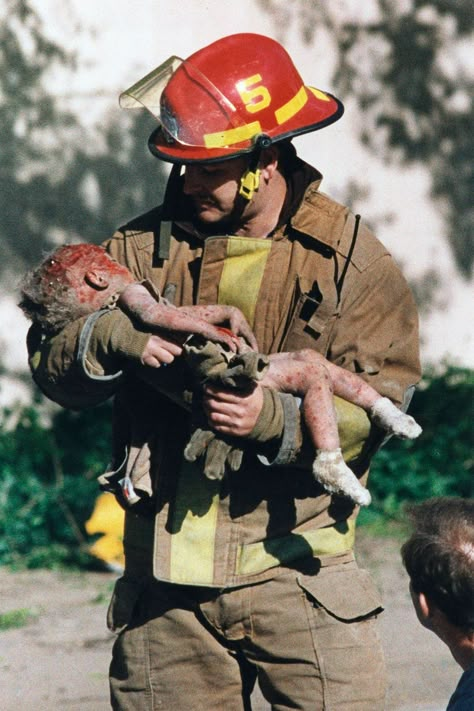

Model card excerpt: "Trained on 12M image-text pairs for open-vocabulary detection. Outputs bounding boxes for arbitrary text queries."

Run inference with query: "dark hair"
[401,497,474,632]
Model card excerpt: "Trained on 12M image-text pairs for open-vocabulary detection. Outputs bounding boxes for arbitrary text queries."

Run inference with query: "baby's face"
[43,244,134,314]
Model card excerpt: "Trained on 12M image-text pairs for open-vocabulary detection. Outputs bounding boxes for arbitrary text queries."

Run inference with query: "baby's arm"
[118,283,256,351]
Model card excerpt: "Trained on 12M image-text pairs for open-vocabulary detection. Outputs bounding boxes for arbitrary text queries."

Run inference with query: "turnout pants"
[108,561,386,710]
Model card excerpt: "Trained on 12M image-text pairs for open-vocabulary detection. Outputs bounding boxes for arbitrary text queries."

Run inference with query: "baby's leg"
[263,351,340,451]
[318,359,422,439]
[262,351,371,506]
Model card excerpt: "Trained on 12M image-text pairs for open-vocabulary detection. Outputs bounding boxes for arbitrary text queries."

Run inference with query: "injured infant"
[20,243,422,506]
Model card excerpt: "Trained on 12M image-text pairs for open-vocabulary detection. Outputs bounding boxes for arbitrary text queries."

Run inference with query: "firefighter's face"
[183,157,249,224]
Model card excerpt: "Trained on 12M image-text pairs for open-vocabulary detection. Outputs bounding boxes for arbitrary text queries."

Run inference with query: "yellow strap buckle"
[239,167,261,200]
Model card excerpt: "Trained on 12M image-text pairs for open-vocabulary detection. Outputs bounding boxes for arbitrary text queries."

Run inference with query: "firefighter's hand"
[202,382,264,437]
[141,334,183,368]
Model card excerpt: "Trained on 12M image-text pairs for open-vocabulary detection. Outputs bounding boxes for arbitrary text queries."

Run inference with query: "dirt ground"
[0,531,460,711]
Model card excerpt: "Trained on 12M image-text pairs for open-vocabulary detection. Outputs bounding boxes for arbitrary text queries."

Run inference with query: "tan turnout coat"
[29,165,420,596]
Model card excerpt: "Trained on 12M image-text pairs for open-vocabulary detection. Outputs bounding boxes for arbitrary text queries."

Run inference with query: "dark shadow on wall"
[0,1,168,283]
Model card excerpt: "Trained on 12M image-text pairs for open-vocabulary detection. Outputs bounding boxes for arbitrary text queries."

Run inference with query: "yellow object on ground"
[85,492,125,571]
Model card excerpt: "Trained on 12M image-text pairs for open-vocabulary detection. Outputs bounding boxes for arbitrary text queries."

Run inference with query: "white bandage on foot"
[370,397,422,439]
[312,448,372,507]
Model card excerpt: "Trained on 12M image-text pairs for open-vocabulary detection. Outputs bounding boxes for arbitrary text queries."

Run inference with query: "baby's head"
[19,243,134,333]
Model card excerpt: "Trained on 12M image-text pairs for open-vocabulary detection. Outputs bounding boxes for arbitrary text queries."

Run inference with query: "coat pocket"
[107,575,146,633]
[297,564,383,621]
[280,278,338,353]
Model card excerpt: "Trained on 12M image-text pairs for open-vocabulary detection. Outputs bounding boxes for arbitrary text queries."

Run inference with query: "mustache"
[192,194,216,205]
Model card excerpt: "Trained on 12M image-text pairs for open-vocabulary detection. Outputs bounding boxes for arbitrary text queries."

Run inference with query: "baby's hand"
[227,308,258,350]
[210,326,240,352]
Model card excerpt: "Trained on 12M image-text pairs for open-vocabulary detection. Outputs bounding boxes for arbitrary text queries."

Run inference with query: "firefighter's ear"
[85,269,110,291]
[260,145,280,181]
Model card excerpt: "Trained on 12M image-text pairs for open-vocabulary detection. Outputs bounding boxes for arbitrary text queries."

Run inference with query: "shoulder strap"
[77,310,123,381]
[153,164,182,262]
[155,219,173,261]
[336,213,360,305]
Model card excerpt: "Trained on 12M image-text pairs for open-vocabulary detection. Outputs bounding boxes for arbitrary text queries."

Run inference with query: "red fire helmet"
[120,33,343,163]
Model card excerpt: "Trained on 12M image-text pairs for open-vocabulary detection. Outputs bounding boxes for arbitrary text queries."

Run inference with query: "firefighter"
[28,33,421,709]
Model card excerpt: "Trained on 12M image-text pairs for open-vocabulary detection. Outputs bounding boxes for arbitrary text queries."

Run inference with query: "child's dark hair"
[401,497,474,632]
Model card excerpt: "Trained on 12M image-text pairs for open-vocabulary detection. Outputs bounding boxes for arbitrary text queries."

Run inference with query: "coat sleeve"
[27,309,152,409]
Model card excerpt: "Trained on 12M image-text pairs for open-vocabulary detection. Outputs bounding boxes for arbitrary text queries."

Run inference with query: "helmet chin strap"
[238,134,272,201]
[239,162,261,201]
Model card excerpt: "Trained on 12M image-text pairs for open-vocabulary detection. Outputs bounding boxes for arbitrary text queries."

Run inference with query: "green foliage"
[335,1,474,279]
[0,402,112,568]
[0,0,76,272]
[360,364,473,524]
[0,607,38,631]
[90,580,116,605]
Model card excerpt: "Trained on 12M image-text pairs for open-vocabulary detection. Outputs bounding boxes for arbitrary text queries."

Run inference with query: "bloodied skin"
[20,243,422,506]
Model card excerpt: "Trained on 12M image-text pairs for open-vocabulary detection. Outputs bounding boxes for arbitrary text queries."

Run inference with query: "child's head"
[19,243,134,333]
[401,496,474,635]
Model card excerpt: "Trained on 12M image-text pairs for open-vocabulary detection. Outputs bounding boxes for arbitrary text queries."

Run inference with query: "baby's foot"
[370,397,422,439]
[313,449,372,507]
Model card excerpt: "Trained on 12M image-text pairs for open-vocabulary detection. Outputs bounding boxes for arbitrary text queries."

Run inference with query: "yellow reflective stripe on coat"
[169,460,221,585]
[218,236,271,327]
[168,236,271,584]
[236,520,356,576]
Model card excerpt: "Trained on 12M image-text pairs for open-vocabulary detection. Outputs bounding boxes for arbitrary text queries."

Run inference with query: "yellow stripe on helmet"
[204,121,262,149]
[275,85,308,125]
[203,86,331,150]
[307,86,331,102]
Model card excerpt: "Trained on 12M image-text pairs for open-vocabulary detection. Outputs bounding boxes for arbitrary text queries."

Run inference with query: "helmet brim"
[148,89,344,163]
